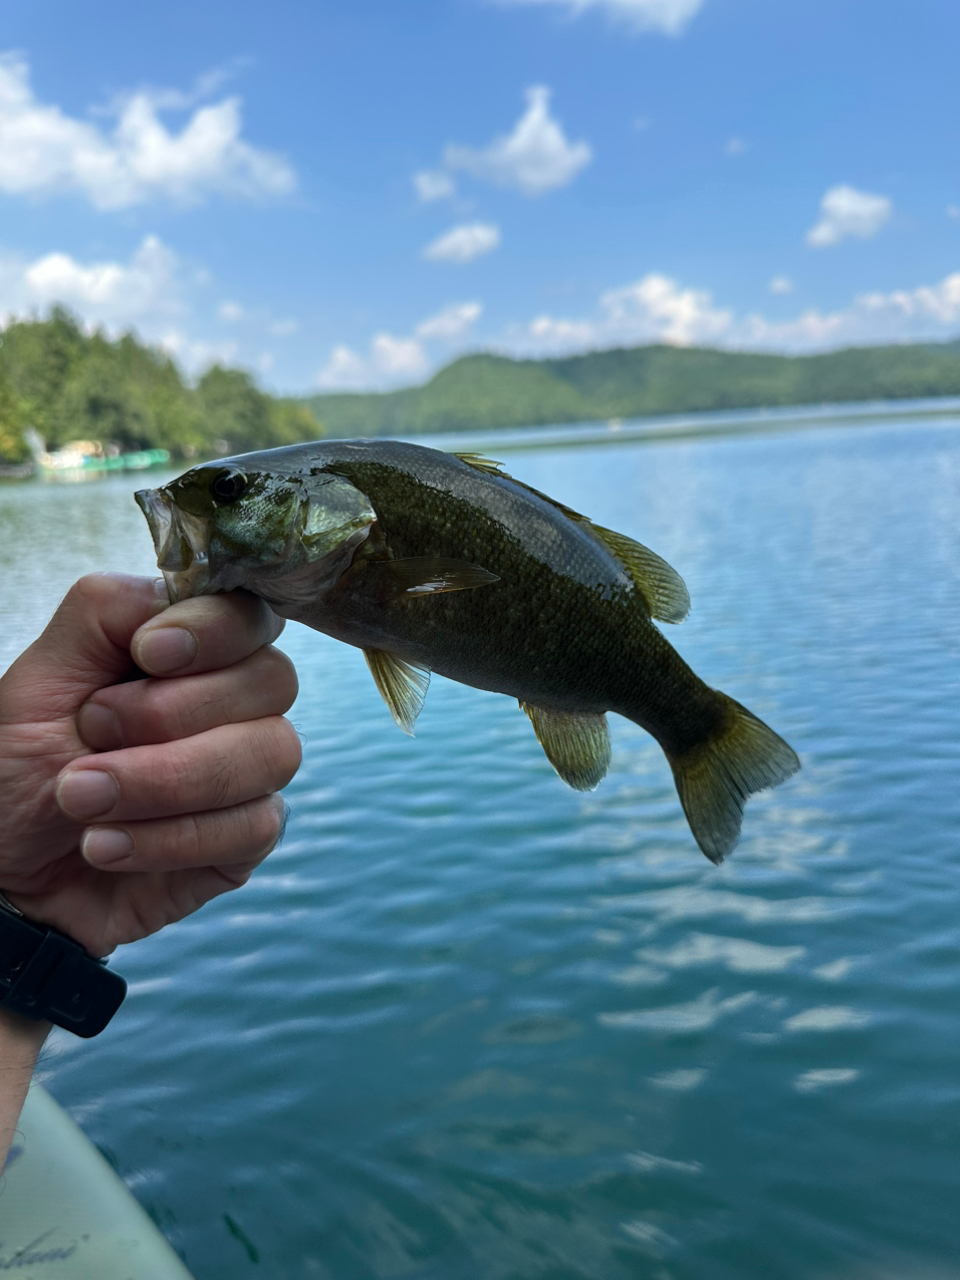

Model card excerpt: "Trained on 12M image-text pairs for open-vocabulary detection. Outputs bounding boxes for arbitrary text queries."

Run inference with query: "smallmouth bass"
[136,439,799,862]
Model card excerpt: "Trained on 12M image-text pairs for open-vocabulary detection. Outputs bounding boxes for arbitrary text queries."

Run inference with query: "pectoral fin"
[375,557,500,596]
[364,649,430,735]
[520,702,611,791]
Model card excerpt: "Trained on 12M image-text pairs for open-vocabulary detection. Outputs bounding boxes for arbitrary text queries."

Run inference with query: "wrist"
[0,1004,51,1055]
[0,894,126,1038]
[0,1007,50,1171]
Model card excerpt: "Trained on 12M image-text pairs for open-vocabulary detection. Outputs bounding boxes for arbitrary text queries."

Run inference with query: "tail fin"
[667,697,800,864]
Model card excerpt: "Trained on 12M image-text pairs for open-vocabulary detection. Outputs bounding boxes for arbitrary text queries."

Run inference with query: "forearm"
[0,1009,50,1169]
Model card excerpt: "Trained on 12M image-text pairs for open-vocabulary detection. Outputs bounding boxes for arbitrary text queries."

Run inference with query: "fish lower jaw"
[162,565,212,603]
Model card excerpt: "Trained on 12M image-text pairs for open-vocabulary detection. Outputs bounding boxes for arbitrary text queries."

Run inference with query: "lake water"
[3,407,960,1279]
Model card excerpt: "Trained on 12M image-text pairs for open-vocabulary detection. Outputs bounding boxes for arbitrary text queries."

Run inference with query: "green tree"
[0,369,26,463]
[267,397,324,445]
[196,366,272,454]
[0,308,87,447]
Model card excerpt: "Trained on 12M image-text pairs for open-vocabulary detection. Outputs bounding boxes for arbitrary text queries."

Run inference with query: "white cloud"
[510,267,960,360]
[0,51,296,209]
[518,273,732,354]
[316,262,960,395]
[370,332,428,378]
[158,329,239,373]
[413,169,456,202]
[806,184,892,248]
[0,234,184,329]
[270,317,299,336]
[769,275,793,295]
[445,86,591,196]
[316,331,429,391]
[724,135,747,156]
[218,300,244,322]
[415,300,482,339]
[528,314,597,347]
[947,205,960,221]
[600,274,733,345]
[493,0,703,36]
[0,235,254,376]
[858,273,960,326]
[316,300,486,391]
[111,59,251,115]
[316,344,366,389]
[741,272,960,348]
[423,222,501,263]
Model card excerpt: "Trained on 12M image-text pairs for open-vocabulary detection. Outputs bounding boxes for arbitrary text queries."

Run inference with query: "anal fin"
[364,649,430,736]
[520,702,611,791]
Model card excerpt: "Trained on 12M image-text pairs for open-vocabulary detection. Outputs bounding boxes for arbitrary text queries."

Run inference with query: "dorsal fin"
[454,452,508,477]
[586,524,690,624]
[453,452,689,623]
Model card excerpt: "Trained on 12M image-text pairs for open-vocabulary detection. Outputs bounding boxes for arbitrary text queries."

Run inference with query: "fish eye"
[209,468,248,504]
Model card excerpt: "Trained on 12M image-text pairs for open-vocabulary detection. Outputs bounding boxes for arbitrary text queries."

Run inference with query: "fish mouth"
[135,487,214,603]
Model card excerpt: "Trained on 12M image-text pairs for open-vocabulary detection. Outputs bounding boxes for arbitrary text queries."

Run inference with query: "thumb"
[0,574,169,725]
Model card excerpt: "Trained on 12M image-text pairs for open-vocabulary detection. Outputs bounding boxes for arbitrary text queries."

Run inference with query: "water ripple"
[11,419,960,1277]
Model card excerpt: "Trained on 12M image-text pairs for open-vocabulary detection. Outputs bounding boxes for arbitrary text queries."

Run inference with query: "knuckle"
[259,645,299,701]
[268,717,303,785]
[179,811,207,863]
[249,795,285,857]
[210,753,243,808]
[138,679,182,737]
[160,746,211,809]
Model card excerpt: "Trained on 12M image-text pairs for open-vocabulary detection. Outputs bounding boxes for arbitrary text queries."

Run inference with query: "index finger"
[131,591,285,678]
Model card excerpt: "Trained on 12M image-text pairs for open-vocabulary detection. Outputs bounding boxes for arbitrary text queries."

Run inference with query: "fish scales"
[136,438,799,862]
[313,450,713,740]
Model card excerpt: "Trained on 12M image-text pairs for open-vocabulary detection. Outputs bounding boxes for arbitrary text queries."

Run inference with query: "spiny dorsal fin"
[520,702,611,791]
[374,556,500,596]
[454,452,508,477]
[453,456,688,623]
[586,524,690,624]
[364,649,430,735]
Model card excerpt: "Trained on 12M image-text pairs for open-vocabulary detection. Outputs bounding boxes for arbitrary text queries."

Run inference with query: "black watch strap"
[0,898,126,1038]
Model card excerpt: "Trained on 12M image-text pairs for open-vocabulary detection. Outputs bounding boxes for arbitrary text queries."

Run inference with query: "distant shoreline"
[303,340,960,440]
[396,394,960,457]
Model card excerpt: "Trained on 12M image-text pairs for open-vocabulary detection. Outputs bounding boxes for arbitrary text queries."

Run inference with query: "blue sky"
[2,0,958,392]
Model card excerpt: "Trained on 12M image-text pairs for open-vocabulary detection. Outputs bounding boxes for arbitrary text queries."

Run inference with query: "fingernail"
[57,769,120,819]
[136,626,198,674]
[76,702,123,750]
[83,827,134,866]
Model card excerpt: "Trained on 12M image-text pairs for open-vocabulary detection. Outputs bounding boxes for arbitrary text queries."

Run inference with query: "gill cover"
[136,465,377,604]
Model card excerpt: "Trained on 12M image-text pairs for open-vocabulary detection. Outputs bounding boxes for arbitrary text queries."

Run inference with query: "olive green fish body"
[136,439,799,861]
[277,443,723,749]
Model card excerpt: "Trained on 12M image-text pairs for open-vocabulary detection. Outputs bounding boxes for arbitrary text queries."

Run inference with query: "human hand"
[0,573,302,957]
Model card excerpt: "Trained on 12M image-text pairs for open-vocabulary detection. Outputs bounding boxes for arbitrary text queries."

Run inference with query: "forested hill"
[305,340,960,437]
[2,312,959,466]
[0,308,320,463]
